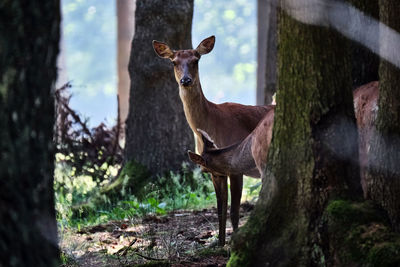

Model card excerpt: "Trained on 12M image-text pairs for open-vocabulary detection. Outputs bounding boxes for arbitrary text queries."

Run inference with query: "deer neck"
[205,137,256,176]
[179,79,211,134]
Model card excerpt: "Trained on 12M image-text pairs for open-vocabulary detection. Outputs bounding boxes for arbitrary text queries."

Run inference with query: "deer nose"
[180,77,192,86]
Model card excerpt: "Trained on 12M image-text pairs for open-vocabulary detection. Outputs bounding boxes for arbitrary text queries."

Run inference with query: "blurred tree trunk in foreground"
[366,0,400,231]
[117,0,136,134]
[0,1,60,266]
[124,0,195,176]
[256,0,277,105]
[350,0,379,89]
[229,1,362,265]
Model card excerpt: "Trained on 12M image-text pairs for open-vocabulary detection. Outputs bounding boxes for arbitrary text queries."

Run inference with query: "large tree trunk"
[350,0,379,89]
[229,1,361,265]
[256,0,277,105]
[366,0,400,231]
[117,0,136,134]
[0,1,60,266]
[124,0,195,176]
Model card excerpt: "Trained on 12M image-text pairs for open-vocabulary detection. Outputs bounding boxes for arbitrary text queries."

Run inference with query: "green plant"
[55,160,217,228]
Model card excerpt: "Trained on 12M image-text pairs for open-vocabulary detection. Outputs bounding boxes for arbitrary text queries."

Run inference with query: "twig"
[117,238,137,256]
[200,213,217,233]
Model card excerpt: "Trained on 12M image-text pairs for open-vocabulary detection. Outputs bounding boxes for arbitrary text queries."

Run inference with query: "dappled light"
[2,0,400,266]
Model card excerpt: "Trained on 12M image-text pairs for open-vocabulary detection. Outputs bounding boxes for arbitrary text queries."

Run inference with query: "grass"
[55,157,262,230]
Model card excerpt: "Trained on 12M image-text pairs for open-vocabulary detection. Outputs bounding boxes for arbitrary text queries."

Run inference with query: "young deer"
[153,36,270,245]
[189,82,379,197]
[188,105,275,179]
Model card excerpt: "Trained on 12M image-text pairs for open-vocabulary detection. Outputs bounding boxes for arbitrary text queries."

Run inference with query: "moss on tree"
[229,1,361,265]
[324,199,400,266]
[101,160,151,199]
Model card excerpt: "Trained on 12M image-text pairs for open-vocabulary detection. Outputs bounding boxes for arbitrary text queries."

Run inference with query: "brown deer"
[353,81,379,196]
[188,82,379,197]
[188,105,274,179]
[153,36,270,245]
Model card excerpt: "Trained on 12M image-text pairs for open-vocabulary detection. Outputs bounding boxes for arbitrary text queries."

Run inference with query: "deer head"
[187,129,231,176]
[152,36,215,88]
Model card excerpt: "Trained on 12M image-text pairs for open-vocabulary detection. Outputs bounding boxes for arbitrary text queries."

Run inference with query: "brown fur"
[194,105,275,178]
[191,82,379,194]
[153,36,270,245]
[353,81,379,196]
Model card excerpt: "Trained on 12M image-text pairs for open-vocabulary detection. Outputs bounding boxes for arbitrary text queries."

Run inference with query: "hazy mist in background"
[61,0,256,127]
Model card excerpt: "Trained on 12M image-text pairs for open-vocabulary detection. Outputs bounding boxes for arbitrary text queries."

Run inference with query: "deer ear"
[188,151,206,166]
[195,36,215,55]
[152,40,174,59]
[197,129,217,150]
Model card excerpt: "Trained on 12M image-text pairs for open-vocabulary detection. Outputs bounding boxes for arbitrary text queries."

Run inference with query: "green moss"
[227,252,248,267]
[101,160,151,199]
[367,242,400,267]
[324,199,400,266]
[198,247,228,258]
[326,200,383,228]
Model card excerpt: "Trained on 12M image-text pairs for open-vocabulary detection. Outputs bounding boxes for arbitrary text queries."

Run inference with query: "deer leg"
[229,174,243,231]
[212,174,228,246]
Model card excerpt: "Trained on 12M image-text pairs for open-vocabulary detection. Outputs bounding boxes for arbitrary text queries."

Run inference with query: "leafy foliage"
[193,0,257,104]
[61,0,257,126]
[55,83,122,184]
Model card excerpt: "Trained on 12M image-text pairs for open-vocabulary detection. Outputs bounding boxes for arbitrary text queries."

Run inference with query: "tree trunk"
[124,0,195,176]
[0,1,60,266]
[117,0,136,134]
[350,0,379,89]
[366,0,400,231]
[229,2,361,266]
[256,0,277,105]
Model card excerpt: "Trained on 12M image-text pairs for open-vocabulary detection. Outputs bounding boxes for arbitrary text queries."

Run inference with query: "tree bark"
[366,0,400,231]
[229,1,361,265]
[117,0,136,133]
[256,0,277,105]
[124,0,195,176]
[349,0,379,89]
[0,1,60,266]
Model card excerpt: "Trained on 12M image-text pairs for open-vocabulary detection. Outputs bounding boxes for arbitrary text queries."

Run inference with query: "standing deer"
[153,36,270,245]
[188,82,379,197]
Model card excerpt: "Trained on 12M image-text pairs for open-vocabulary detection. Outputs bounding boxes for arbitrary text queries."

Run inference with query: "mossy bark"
[0,1,60,266]
[101,160,151,200]
[349,0,379,89]
[366,0,400,231]
[124,0,195,177]
[229,2,361,266]
[324,200,400,266]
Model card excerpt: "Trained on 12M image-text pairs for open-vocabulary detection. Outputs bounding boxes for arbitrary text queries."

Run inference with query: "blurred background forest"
[61,0,256,127]
[4,0,400,266]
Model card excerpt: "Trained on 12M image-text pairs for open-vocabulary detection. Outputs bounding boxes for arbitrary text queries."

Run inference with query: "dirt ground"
[60,203,254,267]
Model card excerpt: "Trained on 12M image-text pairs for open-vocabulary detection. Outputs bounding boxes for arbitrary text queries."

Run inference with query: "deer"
[188,82,379,198]
[152,36,270,246]
[188,105,274,179]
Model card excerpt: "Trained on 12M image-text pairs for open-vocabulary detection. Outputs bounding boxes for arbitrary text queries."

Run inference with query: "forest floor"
[60,203,254,267]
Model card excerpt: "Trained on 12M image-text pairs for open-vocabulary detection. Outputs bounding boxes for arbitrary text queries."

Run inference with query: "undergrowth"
[55,160,218,228]
[55,161,261,230]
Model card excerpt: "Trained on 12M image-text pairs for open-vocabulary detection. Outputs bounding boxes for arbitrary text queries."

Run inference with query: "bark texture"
[366,0,400,231]
[0,1,60,266]
[124,0,195,175]
[350,0,379,89]
[256,0,277,105]
[229,2,361,266]
[117,0,136,131]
